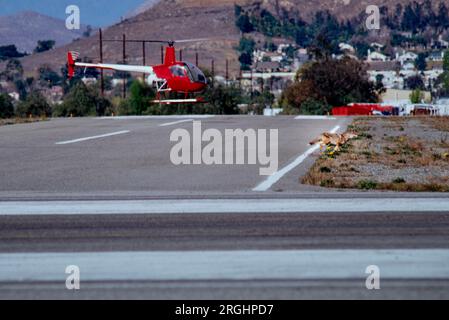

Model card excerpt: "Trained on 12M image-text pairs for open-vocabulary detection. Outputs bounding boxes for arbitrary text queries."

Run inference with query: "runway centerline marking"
[1,249,448,282]
[159,119,194,127]
[295,115,337,120]
[55,130,130,145]
[1,198,449,215]
[253,125,340,192]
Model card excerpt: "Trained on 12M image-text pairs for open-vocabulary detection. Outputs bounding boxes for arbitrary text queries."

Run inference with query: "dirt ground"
[303,116,449,192]
[0,118,46,127]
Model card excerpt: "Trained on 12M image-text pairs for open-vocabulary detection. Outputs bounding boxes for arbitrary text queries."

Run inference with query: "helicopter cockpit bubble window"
[170,65,187,77]
[185,62,207,84]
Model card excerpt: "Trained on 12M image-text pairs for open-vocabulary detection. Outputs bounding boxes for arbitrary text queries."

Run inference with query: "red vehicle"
[67,40,207,104]
[332,104,395,116]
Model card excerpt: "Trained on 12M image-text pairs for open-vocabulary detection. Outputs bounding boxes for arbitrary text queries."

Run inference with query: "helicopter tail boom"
[67,51,154,79]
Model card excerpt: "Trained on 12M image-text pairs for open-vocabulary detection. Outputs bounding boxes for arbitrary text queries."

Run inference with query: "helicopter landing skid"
[151,97,206,105]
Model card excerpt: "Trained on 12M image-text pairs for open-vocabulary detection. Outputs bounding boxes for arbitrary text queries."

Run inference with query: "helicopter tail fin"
[67,51,80,79]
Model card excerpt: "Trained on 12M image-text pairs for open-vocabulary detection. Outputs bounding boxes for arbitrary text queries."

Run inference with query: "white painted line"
[1,198,449,216]
[253,125,341,192]
[1,249,448,282]
[101,115,215,120]
[55,130,130,145]
[295,115,337,120]
[159,119,193,127]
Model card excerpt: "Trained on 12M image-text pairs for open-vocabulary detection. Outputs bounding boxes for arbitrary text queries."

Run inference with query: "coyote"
[309,131,358,151]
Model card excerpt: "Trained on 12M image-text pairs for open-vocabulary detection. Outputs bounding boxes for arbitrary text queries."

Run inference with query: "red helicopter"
[67,40,208,104]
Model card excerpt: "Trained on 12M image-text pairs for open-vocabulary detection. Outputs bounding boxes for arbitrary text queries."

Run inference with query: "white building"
[367,50,388,62]
[369,71,404,89]
[397,52,418,65]
[427,51,444,62]
[8,92,19,101]
[81,77,98,85]
[339,43,355,53]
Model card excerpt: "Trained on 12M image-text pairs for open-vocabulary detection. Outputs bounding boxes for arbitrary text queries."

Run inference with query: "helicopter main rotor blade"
[174,38,211,43]
[103,39,167,43]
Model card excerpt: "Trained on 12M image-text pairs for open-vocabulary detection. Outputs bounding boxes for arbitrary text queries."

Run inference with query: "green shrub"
[358,180,378,190]
[392,178,406,184]
[54,82,102,117]
[16,91,51,117]
[0,93,14,118]
[320,179,334,187]
[320,166,332,173]
[128,80,155,115]
[300,98,331,115]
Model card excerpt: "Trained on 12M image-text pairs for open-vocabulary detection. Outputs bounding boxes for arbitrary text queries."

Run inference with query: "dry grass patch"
[0,117,47,127]
[302,116,449,192]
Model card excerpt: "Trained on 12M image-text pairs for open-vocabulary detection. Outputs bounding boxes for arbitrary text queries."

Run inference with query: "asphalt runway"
[0,115,349,197]
[1,115,449,299]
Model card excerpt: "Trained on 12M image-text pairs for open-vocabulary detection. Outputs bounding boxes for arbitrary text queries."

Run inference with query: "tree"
[251,89,275,110]
[0,45,26,61]
[238,37,256,55]
[281,57,379,114]
[1,59,23,81]
[415,52,427,71]
[410,89,424,103]
[0,93,14,118]
[53,82,97,117]
[234,4,243,17]
[237,37,256,70]
[16,91,51,117]
[309,32,335,60]
[402,3,419,33]
[128,80,155,115]
[437,2,449,31]
[203,85,243,115]
[15,80,28,100]
[299,98,331,115]
[353,42,372,59]
[236,14,254,33]
[38,65,62,87]
[406,75,425,90]
[438,50,449,93]
[33,40,56,54]
[238,52,253,70]
[423,0,437,29]
[83,25,93,38]
[281,79,321,114]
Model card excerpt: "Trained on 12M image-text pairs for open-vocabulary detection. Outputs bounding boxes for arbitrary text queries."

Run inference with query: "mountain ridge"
[0,10,88,53]
[10,0,449,77]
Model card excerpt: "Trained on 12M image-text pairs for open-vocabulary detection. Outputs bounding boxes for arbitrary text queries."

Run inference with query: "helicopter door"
[186,63,207,84]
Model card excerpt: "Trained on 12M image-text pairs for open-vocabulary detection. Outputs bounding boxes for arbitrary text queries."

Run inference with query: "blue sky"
[0,0,147,26]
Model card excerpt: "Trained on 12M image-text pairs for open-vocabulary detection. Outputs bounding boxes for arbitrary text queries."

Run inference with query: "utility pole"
[211,59,215,87]
[122,34,126,99]
[179,49,183,62]
[239,69,242,89]
[142,41,146,82]
[250,69,253,99]
[99,28,104,97]
[225,59,229,86]
[195,52,199,67]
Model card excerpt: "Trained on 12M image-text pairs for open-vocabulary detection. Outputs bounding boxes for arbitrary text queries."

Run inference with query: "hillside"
[264,0,449,21]
[18,0,247,78]
[125,0,161,18]
[0,11,87,53]
[14,0,449,78]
